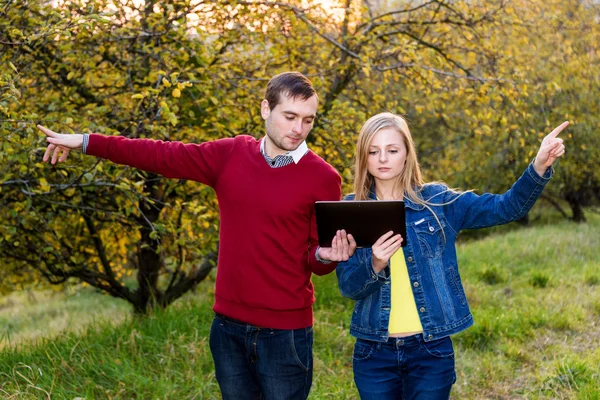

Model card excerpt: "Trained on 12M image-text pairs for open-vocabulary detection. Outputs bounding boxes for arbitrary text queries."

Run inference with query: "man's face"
[261,93,318,157]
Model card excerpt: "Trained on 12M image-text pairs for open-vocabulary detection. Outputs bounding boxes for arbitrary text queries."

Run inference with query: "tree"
[0,0,233,311]
[518,0,600,222]
[2,0,593,310]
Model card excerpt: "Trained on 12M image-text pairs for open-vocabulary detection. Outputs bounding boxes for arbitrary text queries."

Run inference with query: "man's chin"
[286,140,303,150]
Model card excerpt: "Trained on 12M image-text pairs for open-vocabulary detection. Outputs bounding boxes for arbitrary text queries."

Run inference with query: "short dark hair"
[265,72,318,111]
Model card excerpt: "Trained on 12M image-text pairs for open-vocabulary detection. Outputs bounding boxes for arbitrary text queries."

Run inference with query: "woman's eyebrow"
[369,143,402,147]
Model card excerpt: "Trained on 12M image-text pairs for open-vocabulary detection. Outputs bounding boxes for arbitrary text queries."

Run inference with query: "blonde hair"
[353,112,424,204]
[352,112,467,241]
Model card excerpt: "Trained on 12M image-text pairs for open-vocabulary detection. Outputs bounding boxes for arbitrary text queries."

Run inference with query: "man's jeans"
[353,334,456,399]
[209,313,313,400]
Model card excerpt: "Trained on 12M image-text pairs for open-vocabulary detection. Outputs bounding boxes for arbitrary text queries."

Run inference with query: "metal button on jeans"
[429,226,435,232]
[407,256,413,262]
[420,307,426,312]
[413,282,419,287]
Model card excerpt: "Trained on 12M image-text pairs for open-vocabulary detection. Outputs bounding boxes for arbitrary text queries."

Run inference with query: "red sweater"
[87,134,341,329]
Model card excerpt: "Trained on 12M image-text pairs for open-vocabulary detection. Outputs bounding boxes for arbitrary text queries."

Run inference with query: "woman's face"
[367,128,407,183]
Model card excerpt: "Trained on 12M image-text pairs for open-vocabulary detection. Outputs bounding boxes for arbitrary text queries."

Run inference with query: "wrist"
[315,247,332,264]
[372,259,387,273]
[533,158,546,177]
[81,134,88,153]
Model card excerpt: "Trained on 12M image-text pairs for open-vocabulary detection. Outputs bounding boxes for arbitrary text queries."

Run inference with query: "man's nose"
[292,120,302,133]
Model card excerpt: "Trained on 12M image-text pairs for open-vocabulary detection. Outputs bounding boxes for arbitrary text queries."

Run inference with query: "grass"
[0,287,130,351]
[1,212,599,399]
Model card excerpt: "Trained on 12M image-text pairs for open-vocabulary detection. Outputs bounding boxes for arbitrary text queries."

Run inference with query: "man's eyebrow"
[282,110,316,118]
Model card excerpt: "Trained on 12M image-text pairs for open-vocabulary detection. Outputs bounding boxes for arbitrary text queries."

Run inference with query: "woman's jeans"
[353,334,456,400]
[209,313,313,400]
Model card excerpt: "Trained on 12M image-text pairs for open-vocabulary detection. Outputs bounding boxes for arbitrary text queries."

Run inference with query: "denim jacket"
[337,162,553,342]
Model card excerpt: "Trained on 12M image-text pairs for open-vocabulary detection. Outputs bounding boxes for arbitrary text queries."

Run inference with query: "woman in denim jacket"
[337,113,568,399]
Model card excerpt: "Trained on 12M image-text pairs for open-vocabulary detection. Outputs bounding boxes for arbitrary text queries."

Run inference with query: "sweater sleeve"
[308,169,342,276]
[86,134,235,187]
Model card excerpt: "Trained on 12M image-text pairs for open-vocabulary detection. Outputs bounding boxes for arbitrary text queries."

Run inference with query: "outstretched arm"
[36,125,232,187]
[448,121,569,232]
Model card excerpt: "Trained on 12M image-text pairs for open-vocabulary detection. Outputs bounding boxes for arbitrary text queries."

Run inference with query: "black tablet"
[315,200,407,248]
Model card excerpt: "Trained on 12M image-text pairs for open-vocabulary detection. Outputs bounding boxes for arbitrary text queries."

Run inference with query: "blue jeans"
[209,313,313,400]
[353,334,456,400]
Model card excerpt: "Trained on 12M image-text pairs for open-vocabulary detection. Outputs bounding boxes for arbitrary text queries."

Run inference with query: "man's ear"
[261,100,270,120]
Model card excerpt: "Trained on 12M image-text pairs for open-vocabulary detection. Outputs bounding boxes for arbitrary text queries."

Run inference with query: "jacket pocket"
[359,294,374,327]
[412,217,445,258]
[448,265,468,306]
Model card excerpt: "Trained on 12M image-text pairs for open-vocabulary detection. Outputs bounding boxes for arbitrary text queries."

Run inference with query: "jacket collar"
[368,184,426,211]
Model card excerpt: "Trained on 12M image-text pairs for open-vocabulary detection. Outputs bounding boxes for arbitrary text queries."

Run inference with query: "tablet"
[315,200,407,248]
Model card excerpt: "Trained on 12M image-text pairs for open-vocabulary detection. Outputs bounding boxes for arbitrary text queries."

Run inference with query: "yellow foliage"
[1,0,597,298]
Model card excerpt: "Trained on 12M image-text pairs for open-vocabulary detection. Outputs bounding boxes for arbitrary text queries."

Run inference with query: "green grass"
[1,213,599,399]
[0,287,130,351]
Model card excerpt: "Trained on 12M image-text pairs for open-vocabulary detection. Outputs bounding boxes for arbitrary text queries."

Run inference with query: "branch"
[162,250,217,306]
[377,27,473,76]
[355,0,438,33]
[83,214,118,285]
[540,194,570,219]
[374,61,502,82]
[236,0,360,59]
[165,205,187,293]
[294,13,359,58]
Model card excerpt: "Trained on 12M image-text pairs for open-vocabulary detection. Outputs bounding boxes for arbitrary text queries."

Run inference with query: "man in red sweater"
[38,72,356,399]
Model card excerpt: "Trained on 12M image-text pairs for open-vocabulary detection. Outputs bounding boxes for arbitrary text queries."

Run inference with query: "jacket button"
[413,282,419,287]
[429,226,435,232]
[420,307,426,313]
[407,256,413,262]
[428,334,433,340]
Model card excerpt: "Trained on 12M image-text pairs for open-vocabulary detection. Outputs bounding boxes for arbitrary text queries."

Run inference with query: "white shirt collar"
[260,137,309,164]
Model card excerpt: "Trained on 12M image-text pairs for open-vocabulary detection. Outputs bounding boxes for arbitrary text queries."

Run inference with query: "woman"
[337,113,568,399]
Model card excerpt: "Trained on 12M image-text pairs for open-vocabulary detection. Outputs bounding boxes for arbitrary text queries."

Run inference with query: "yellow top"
[388,248,423,334]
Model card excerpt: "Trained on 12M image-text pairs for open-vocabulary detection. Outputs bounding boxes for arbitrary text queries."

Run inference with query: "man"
[38,72,357,399]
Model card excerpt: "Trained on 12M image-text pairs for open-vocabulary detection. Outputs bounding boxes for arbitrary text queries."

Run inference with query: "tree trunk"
[565,192,587,223]
[134,174,165,314]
